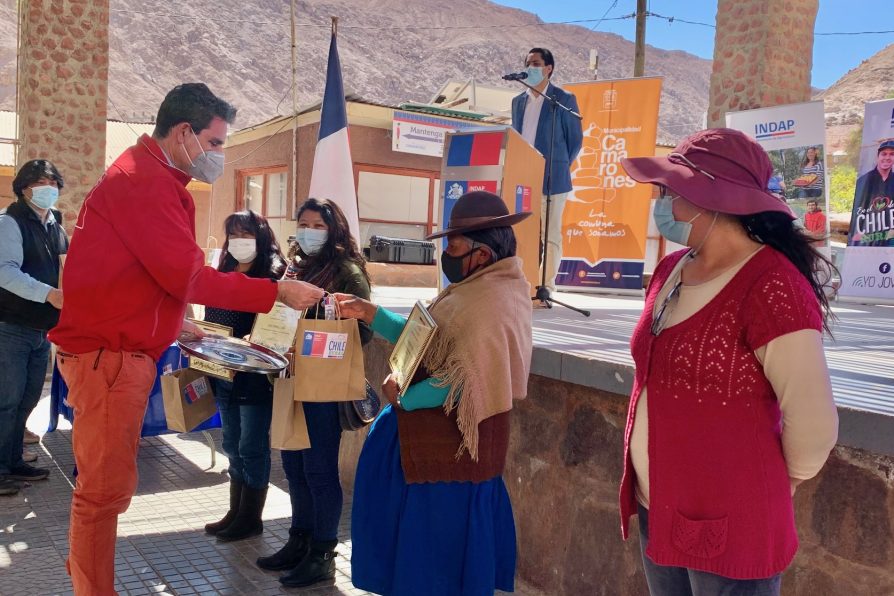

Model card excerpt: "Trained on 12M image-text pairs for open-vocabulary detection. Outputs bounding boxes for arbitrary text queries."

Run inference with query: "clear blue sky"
[491,0,893,89]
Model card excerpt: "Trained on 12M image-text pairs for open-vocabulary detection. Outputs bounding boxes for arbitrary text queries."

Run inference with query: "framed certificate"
[187,319,234,381]
[389,301,438,395]
[250,301,301,356]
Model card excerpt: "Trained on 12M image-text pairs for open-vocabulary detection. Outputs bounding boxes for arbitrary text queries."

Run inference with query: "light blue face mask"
[525,66,545,87]
[653,195,701,246]
[30,185,59,210]
[296,228,328,255]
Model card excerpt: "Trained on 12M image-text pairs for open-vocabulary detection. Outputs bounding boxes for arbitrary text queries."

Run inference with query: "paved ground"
[1,388,542,595]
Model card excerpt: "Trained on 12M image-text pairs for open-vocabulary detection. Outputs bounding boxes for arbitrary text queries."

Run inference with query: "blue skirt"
[351,405,517,596]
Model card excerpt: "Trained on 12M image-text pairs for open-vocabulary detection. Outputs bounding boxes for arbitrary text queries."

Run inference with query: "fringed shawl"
[421,256,533,460]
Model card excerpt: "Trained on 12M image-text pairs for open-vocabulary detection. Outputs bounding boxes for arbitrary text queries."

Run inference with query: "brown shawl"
[421,256,533,460]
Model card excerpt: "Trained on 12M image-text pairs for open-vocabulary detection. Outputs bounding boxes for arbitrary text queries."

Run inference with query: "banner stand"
[557,76,663,296]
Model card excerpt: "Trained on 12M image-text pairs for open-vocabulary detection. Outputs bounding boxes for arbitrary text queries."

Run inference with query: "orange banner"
[561,78,662,292]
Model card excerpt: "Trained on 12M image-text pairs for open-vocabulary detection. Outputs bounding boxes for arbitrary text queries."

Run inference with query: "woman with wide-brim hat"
[618,128,839,595]
[336,190,533,595]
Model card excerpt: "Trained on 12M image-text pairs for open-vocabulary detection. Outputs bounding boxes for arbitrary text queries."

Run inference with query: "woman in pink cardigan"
[618,129,839,595]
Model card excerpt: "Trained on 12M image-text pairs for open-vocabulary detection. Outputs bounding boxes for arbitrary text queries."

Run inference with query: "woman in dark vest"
[202,210,286,541]
[336,191,534,595]
[0,160,68,496]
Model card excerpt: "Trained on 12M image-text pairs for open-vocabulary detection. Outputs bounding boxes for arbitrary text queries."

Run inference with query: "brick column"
[708,0,818,127]
[16,0,110,230]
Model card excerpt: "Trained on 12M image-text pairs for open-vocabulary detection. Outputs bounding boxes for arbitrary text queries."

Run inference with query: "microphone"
[502,71,528,81]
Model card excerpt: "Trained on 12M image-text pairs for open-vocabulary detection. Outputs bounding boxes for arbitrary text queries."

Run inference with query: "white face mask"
[296,228,328,255]
[227,238,257,264]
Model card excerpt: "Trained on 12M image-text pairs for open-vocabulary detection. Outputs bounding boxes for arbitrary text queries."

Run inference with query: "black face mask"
[441,247,481,283]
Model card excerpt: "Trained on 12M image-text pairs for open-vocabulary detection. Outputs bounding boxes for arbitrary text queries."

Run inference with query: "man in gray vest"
[0,160,68,496]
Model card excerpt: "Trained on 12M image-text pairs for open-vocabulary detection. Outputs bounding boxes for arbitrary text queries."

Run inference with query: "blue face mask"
[30,185,59,210]
[525,66,545,87]
[654,196,701,246]
[296,228,328,255]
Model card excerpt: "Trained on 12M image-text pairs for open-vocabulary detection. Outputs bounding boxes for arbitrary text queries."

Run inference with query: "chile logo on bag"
[300,331,348,359]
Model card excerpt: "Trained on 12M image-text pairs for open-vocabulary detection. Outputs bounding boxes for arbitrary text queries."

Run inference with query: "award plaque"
[250,301,301,356]
[389,301,438,395]
[178,336,290,374]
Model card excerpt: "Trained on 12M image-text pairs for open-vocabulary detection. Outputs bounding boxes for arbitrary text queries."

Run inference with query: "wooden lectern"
[439,126,544,293]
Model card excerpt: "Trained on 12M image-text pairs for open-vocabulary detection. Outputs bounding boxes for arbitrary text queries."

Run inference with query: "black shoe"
[216,485,267,542]
[279,540,337,588]
[8,463,49,481]
[257,528,311,571]
[0,477,21,496]
[205,479,243,535]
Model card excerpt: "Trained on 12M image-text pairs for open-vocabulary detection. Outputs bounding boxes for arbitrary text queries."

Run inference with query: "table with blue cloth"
[49,344,222,465]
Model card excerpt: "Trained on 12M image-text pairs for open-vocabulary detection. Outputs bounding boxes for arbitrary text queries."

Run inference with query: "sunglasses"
[651,277,683,336]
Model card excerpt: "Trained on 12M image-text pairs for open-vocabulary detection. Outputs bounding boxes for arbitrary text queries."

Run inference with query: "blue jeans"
[638,505,782,596]
[0,322,50,476]
[281,401,343,542]
[214,380,273,490]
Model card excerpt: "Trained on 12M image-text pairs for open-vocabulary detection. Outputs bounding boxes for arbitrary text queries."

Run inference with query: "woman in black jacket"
[202,210,286,542]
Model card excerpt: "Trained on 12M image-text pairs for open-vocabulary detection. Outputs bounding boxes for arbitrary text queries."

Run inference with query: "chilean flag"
[308,29,360,241]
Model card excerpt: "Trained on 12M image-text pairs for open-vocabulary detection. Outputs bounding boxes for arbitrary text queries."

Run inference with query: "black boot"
[279,539,337,588]
[216,485,266,542]
[204,479,243,535]
[257,528,311,571]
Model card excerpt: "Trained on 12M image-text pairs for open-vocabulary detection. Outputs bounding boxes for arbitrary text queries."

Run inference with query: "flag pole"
[289,0,299,230]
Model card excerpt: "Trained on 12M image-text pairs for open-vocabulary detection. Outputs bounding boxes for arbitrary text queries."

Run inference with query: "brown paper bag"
[292,317,366,402]
[271,378,310,450]
[160,368,218,433]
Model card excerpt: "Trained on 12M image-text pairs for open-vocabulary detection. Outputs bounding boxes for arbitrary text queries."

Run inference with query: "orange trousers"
[57,349,156,596]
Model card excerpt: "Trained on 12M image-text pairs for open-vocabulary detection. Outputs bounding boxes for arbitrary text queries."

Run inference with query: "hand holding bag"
[292,297,366,403]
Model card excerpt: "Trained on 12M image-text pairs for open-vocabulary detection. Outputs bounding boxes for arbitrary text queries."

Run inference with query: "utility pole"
[634,0,647,77]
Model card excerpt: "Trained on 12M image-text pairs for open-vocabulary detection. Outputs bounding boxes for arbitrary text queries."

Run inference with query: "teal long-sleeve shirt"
[371,306,449,411]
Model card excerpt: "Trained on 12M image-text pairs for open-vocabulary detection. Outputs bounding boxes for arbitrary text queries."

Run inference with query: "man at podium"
[510,47,583,295]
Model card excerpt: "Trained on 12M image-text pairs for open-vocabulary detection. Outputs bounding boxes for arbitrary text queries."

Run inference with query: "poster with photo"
[726,101,830,252]
[839,98,894,302]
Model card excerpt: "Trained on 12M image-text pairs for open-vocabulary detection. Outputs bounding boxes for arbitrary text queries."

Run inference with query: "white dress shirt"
[521,88,546,147]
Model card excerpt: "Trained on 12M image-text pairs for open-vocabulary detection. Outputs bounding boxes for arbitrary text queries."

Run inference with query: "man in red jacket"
[49,83,323,595]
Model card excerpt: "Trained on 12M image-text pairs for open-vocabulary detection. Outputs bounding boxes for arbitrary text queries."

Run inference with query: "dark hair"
[293,198,370,291]
[153,83,237,138]
[736,211,837,334]
[806,199,819,206]
[13,159,64,200]
[800,146,821,168]
[527,47,555,78]
[464,226,517,261]
[217,210,286,279]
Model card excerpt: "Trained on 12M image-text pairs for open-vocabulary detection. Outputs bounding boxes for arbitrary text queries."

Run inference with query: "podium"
[439,126,544,293]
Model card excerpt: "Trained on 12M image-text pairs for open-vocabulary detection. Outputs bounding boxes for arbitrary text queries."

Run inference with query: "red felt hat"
[621,128,795,219]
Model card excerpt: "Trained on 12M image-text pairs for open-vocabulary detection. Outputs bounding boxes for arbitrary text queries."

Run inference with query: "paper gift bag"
[292,317,366,403]
[160,368,218,432]
[271,378,310,450]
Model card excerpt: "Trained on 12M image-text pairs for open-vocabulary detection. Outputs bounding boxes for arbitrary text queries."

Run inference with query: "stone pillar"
[708,0,818,127]
[17,0,110,230]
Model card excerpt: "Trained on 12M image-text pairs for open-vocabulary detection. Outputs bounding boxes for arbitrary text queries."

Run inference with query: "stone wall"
[17,0,110,230]
[342,338,894,595]
[708,0,818,127]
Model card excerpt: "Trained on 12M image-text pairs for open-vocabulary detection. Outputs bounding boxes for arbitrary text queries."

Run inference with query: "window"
[236,167,290,246]
[354,164,439,247]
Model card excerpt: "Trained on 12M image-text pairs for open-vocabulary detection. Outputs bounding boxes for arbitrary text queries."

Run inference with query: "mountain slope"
[1,0,712,142]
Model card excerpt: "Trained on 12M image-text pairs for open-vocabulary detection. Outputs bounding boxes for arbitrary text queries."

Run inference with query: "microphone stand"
[511,77,589,317]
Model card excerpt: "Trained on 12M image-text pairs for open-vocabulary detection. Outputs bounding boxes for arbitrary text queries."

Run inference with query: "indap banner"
[725,100,831,255]
[560,77,662,293]
[840,99,894,303]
